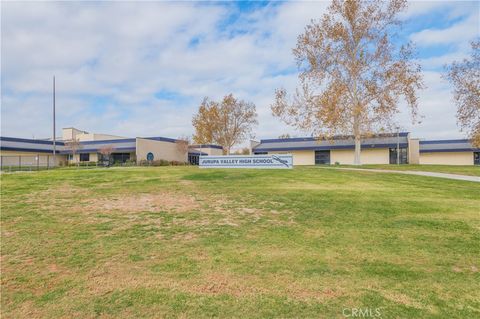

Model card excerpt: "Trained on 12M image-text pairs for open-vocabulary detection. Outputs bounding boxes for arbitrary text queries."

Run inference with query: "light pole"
[53,76,56,166]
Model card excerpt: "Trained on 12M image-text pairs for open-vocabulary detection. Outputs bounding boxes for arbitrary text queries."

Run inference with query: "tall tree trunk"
[353,115,361,165]
[354,135,361,165]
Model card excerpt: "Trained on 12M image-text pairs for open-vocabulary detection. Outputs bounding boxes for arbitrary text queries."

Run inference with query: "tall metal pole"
[53,76,56,166]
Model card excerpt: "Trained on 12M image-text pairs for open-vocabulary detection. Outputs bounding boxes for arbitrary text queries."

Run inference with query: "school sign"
[199,154,293,169]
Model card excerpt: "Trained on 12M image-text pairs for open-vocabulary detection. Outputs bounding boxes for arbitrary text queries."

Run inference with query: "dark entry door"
[188,154,199,165]
[315,150,330,165]
[474,152,480,165]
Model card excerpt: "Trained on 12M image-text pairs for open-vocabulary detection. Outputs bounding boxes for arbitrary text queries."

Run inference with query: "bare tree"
[175,135,190,160]
[99,145,115,166]
[278,134,291,139]
[271,0,424,164]
[443,40,480,147]
[64,138,82,166]
[192,94,258,154]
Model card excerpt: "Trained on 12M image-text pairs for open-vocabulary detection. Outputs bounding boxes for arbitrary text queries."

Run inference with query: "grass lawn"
[338,164,480,177]
[1,167,479,318]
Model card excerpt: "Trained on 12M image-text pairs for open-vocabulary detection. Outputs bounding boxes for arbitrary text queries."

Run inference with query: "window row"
[68,153,131,163]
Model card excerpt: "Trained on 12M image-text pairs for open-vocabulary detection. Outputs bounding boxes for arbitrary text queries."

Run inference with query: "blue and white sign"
[199,154,293,169]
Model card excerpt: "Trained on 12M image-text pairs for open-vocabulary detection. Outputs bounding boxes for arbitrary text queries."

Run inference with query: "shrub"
[170,161,188,166]
[138,159,189,166]
[78,161,97,167]
[138,159,168,166]
[125,159,136,166]
[155,160,170,166]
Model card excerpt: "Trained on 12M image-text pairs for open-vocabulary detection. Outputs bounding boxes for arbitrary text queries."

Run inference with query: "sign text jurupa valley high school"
[199,155,293,169]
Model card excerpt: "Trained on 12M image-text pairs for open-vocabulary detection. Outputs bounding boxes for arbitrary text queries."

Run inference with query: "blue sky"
[1,1,479,147]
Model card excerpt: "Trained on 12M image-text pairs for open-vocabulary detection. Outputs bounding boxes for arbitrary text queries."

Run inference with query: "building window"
[389,148,408,164]
[79,153,90,162]
[67,154,73,161]
[474,152,480,165]
[254,152,267,155]
[111,153,130,164]
[315,150,330,165]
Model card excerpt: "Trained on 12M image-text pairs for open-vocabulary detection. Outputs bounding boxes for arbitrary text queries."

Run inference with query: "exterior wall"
[136,138,187,162]
[62,128,86,141]
[265,150,315,165]
[0,150,66,166]
[62,128,126,142]
[264,149,389,166]
[76,133,126,142]
[330,148,389,165]
[290,150,315,165]
[419,152,473,165]
[70,152,98,163]
[192,147,223,156]
[408,138,420,164]
[208,148,224,156]
[1,150,52,156]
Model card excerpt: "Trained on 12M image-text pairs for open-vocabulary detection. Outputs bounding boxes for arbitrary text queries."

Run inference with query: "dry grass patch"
[25,183,92,209]
[211,203,296,227]
[181,272,344,301]
[378,290,429,310]
[85,192,201,213]
[83,263,344,302]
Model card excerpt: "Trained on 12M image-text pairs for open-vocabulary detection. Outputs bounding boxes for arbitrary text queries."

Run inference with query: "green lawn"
[1,167,479,318]
[338,164,480,176]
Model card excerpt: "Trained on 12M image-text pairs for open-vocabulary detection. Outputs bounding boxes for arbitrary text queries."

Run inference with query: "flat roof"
[189,144,223,150]
[1,135,180,154]
[253,133,409,152]
[419,139,479,153]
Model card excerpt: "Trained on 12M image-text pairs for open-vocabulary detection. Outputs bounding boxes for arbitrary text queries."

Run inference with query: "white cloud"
[410,11,479,47]
[1,1,328,141]
[395,70,463,139]
[419,50,469,69]
[0,0,475,145]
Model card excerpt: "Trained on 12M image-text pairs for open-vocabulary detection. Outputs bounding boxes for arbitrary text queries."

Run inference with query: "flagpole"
[53,76,56,166]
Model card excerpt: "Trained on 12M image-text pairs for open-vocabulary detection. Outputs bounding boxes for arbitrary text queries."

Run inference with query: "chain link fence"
[1,154,191,172]
[0,155,60,172]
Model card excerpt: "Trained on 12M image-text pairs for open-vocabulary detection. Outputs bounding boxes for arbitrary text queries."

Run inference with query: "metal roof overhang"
[60,146,136,154]
[254,143,408,153]
[419,148,478,153]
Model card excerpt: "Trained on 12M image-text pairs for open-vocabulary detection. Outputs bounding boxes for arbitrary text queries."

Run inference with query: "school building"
[1,128,479,167]
[0,127,222,167]
[251,133,480,166]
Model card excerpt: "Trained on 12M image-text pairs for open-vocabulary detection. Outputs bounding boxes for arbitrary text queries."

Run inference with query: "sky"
[1,0,479,147]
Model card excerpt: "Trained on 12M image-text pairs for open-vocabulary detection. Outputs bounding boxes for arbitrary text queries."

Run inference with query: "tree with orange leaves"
[271,0,424,164]
[443,40,480,147]
[192,94,257,154]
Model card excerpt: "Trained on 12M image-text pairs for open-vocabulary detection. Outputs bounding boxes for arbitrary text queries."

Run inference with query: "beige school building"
[251,133,480,166]
[0,127,222,167]
[1,129,479,167]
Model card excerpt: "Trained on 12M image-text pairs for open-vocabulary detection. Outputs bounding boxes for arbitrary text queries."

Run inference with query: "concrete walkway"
[319,167,480,183]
